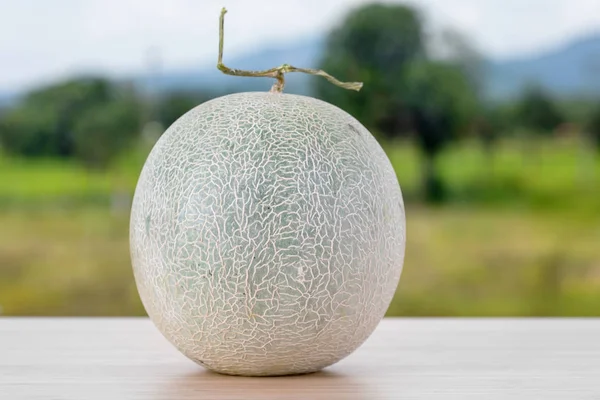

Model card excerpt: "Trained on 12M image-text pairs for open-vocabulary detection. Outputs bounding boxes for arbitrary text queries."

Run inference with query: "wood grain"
[0,318,599,399]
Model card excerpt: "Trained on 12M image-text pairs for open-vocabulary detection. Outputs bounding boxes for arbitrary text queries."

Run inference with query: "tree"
[158,92,211,128]
[314,2,480,202]
[515,85,564,134]
[0,106,60,157]
[476,103,514,151]
[404,61,477,202]
[72,97,141,169]
[315,3,425,137]
[0,77,113,158]
[587,102,600,151]
[26,77,113,157]
[0,77,144,168]
[432,28,502,163]
[430,28,486,100]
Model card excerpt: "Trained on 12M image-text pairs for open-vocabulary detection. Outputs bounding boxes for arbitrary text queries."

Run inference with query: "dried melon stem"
[216,7,363,93]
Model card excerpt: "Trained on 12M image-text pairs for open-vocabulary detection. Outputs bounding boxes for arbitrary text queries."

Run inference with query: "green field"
[1,138,599,316]
[2,137,598,211]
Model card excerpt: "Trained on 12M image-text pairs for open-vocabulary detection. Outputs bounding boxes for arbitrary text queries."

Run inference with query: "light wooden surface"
[1,318,599,399]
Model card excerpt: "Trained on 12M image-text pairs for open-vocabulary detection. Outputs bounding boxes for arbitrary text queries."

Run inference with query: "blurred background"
[1,0,599,316]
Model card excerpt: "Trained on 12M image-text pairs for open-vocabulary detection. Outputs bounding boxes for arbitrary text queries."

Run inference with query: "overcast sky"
[1,0,599,92]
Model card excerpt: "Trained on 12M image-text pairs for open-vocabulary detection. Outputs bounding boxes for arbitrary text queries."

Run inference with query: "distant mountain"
[1,32,599,106]
[145,31,600,100]
[136,36,325,96]
[485,33,600,99]
[0,91,18,110]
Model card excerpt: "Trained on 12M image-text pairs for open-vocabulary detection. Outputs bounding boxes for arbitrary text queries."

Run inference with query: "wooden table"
[1,318,599,399]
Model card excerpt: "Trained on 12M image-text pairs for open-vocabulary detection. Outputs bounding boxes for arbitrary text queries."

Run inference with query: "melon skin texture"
[130,92,405,376]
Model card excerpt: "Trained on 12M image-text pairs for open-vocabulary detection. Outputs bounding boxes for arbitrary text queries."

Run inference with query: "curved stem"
[217,7,363,93]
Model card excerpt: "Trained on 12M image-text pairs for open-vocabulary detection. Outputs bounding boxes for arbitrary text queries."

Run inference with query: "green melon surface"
[130,91,405,376]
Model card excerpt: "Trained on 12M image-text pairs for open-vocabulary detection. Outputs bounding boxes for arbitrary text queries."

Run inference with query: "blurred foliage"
[158,92,212,128]
[432,28,486,100]
[404,61,477,201]
[315,2,482,201]
[0,78,113,158]
[72,96,142,169]
[586,102,600,150]
[514,85,565,134]
[0,79,214,170]
[315,3,424,135]
[0,78,143,169]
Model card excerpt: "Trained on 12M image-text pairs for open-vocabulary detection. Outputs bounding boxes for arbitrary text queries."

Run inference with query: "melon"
[129,8,406,377]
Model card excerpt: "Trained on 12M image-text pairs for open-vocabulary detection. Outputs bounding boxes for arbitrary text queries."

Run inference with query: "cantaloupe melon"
[129,8,405,377]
